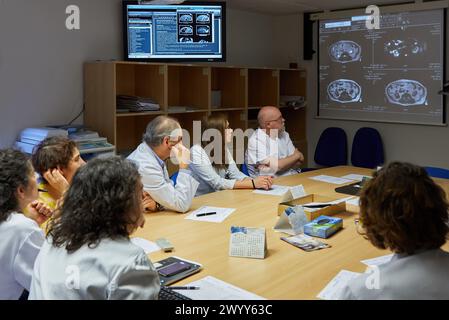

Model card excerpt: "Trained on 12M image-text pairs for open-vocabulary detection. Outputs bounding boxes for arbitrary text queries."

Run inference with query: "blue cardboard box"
[304,216,343,238]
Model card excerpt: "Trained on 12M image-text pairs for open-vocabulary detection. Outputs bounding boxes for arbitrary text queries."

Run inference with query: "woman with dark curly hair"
[338,162,449,299]
[0,149,53,300]
[29,157,160,299]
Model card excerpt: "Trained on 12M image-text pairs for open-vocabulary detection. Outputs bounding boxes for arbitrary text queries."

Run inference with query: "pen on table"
[196,211,217,217]
[169,286,200,290]
[302,204,332,209]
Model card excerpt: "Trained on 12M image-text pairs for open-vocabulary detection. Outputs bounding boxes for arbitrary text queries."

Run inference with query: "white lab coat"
[0,213,44,299]
[246,128,300,177]
[190,144,248,196]
[337,249,449,300]
[127,142,199,213]
[29,237,160,300]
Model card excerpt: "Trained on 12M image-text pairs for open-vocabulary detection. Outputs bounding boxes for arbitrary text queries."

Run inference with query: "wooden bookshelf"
[84,61,307,165]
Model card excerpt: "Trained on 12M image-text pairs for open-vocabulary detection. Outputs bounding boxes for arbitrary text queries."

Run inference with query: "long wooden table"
[133,166,449,300]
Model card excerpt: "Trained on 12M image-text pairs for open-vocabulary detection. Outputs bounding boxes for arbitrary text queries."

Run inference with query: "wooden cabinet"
[84,61,307,166]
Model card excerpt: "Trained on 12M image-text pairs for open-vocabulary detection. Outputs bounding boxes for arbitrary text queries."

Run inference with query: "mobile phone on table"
[158,262,191,277]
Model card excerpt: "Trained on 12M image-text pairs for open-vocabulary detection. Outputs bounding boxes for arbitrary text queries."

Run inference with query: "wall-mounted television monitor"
[123,1,226,62]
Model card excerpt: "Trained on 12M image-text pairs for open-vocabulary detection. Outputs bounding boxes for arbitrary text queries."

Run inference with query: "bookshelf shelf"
[84,61,307,165]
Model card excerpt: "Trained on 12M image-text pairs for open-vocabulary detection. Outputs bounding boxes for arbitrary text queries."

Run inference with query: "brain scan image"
[197,26,210,35]
[329,41,361,63]
[198,39,209,43]
[179,37,193,43]
[179,26,193,35]
[179,14,193,23]
[196,14,210,23]
[384,38,426,58]
[327,79,362,103]
[385,79,427,106]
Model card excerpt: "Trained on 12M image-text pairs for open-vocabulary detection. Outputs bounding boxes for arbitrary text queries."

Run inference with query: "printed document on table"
[253,184,291,196]
[173,276,266,300]
[317,270,361,300]
[346,197,360,206]
[340,174,371,181]
[361,254,394,267]
[309,175,354,185]
[185,206,236,223]
[130,238,161,254]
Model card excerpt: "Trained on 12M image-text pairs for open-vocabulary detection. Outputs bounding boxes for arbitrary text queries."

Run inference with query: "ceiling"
[205,0,414,15]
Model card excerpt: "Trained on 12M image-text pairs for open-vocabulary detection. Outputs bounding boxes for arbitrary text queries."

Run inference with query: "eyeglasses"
[168,136,182,146]
[265,115,284,123]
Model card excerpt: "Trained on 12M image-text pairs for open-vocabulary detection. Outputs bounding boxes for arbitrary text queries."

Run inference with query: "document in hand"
[317,270,361,300]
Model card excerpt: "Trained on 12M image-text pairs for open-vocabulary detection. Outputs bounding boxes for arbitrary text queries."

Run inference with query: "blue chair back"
[351,127,384,169]
[314,127,347,167]
[425,166,449,179]
[170,171,179,186]
[241,163,249,176]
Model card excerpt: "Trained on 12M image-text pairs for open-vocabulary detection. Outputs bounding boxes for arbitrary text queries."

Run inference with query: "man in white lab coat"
[246,106,304,177]
[127,116,199,213]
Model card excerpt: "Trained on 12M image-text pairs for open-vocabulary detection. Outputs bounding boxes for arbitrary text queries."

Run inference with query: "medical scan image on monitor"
[318,9,444,125]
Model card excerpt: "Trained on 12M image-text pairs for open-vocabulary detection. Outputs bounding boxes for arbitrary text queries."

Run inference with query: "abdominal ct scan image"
[329,40,361,63]
[384,38,426,58]
[327,79,362,103]
[385,79,428,107]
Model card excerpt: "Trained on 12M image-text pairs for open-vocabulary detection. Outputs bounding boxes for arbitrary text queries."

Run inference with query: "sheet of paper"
[253,184,291,196]
[346,196,360,206]
[317,270,361,300]
[185,206,236,223]
[309,175,354,185]
[130,237,160,254]
[361,254,394,267]
[340,174,371,181]
[173,276,265,300]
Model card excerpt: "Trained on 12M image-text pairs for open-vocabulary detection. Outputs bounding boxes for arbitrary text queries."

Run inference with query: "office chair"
[170,171,179,186]
[241,163,249,176]
[351,127,384,169]
[425,166,449,179]
[314,127,348,167]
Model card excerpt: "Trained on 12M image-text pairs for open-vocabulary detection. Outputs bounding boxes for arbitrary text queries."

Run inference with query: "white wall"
[273,13,449,168]
[0,0,277,148]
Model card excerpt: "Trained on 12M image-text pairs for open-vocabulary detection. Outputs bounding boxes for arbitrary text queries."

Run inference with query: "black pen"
[302,204,332,209]
[196,212,217,217]
[169,286,200,290]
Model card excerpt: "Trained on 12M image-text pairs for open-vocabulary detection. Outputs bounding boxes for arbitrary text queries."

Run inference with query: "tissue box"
[304,216,343,239]
[277,194,346,221]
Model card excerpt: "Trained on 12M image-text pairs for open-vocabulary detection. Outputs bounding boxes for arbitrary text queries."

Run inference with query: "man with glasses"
[127,116,199,213]
[246,106,304,177]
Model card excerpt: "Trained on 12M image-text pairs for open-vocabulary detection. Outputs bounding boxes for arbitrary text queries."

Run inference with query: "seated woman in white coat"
[190,113,273,197]
[337,162,449,300]
[0,149,53,300]
[30,157,160,300]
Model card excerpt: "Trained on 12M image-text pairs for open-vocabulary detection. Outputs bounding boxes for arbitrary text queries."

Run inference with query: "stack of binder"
[116,95,160,112]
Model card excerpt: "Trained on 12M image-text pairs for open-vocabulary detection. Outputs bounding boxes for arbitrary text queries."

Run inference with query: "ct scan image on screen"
[318,9,445,125]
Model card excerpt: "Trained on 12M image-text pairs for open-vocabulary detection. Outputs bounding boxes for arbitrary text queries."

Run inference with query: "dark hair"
[201,113,228,169]
[32,136,77,177]
[47,157,142,252]
[0,149,33,222]
[359,162,449,255]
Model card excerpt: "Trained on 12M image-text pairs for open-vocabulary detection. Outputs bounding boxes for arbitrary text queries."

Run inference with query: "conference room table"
[133,166,449,300]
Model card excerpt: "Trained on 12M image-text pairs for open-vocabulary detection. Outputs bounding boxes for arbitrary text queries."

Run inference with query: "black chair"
[314,127,348,167]
[351,127,384,169]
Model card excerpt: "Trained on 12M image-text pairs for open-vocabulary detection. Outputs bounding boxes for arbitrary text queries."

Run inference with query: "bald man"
[245,106,304,177]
